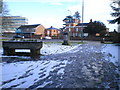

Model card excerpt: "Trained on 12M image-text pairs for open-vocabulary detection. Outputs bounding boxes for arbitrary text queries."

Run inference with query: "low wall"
[70,36,113,41]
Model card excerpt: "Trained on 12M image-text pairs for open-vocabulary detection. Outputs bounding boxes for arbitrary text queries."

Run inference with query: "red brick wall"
[45,29,59,37]
[34,25,45,38]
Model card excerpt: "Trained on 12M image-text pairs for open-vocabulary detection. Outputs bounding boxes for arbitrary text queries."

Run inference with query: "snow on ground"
[2,60,70,88]
[0,43,80,60]
[0,43,80,56]
[1,42,119,88]
[0,48,3,55]
[1,43,78,88]
[102,44,119,65]
[41,43,80,55]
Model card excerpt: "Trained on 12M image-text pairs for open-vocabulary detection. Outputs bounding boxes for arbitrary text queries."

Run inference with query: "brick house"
[63,15,89,40]
[16,24,45,39]
[45,26,62,39]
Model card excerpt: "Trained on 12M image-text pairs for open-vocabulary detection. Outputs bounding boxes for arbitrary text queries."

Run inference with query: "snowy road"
[1,42,119,89]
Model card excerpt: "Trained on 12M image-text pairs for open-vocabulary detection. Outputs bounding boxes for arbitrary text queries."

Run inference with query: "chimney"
[90,19,92,23]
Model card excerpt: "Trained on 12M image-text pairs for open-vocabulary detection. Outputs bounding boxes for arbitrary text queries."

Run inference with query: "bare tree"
[0,1,2,33]
[0,1,13,32]
[0,0,2,14]
[1,1,9,16]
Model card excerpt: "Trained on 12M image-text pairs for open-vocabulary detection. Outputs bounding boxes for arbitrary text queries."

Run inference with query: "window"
[47,31,50,36]
[26,28,29,31]
[73,33,75,37]
[69,28,71,32]
[32,28,35,31]
[76,28,78,32]
[70,32,72,36]
[76,33,79,37]
[76,33,78,36]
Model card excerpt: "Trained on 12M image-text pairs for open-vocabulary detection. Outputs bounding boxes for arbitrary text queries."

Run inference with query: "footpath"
[1,41,119,89]
[41,42,119,88]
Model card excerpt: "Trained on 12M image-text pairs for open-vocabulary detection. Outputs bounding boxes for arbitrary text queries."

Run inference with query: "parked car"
[13,35,24,39]
[43,36,52,39]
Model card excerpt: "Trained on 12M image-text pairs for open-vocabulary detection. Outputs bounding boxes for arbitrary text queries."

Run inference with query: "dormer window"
[26,28,29,31]
[32,28,35,31]
[16,29,21,33]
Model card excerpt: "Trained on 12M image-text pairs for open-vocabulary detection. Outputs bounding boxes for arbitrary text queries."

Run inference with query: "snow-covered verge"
[101,44,119,66]
[0,43,80,57]
[41,43,80,55]
[1,43,80,88]
[1,42,119,89]
[2,60,71,88]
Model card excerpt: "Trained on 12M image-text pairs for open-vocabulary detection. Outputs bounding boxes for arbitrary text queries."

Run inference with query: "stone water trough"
[2,41,43,59]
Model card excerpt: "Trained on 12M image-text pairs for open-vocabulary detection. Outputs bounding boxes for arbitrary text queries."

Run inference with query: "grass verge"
[44,41,86,45]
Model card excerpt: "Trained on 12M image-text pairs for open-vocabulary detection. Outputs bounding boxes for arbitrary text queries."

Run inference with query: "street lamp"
[66,10,73,40]
[81,0,84,42]
[67,10,72,38]
[67,10,72,16]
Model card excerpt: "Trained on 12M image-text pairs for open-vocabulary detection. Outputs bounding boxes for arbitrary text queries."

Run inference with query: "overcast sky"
[5,0,118,31]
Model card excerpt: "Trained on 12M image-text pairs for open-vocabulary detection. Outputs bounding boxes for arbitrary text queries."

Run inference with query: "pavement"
[1,41,119,89]
[41,42,119,88]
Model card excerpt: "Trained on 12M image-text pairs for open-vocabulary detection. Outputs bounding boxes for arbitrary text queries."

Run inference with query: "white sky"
[4,0,118,31]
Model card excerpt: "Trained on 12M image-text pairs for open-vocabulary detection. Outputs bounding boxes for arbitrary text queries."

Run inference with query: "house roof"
[18,24,41,29]
[4,31,15,33]
[46,26,62,31]
[77,23,89,26]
